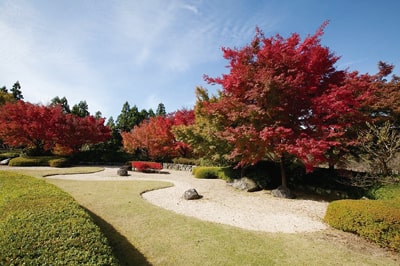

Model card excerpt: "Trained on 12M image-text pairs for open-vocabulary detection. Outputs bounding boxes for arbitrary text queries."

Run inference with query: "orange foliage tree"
[122,109,194,161]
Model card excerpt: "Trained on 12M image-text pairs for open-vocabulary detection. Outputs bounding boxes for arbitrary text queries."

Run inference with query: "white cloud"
[0,0,285,119]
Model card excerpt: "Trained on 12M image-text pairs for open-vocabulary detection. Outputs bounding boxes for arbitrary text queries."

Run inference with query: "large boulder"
[183,188,202,200]
[272,186,295,199]
[230,177,261,192]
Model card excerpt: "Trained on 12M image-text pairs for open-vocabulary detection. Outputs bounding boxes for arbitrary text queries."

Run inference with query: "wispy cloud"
[0,0,284,118]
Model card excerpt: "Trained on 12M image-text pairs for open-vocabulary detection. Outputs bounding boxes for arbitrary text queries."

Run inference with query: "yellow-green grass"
[3,166,104,178]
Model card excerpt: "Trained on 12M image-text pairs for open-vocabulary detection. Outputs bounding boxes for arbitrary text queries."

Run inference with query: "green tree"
[173,87,232,165]
[116,102,149,132]
[50,96,71,113]
[147,108,155,118]
[71,100,90,117]
[94,111,102,119]
[10,81,23,100]
[156,102,166,116]
[0,86,7,93]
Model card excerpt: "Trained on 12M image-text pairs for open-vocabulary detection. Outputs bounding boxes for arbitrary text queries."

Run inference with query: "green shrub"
[49,157,70,168]
[0,152,20,160]
[0,171,119,265]
[8,156,60,166]
[172,157,198,165]
[193,166,239,180]
[324,199,400,252]
[369,183,400,201]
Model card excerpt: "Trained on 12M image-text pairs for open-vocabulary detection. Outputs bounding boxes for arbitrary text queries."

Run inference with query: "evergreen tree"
[50,96,71,113]
[94,111,102,119]
[71,100,90,117]
[10,81,23,100]
[156,102,166,116]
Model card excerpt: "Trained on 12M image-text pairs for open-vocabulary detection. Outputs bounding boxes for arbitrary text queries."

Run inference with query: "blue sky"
[1,0,399,119]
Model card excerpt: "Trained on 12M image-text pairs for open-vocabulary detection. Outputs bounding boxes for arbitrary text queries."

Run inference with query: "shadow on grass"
[84,208,151,266]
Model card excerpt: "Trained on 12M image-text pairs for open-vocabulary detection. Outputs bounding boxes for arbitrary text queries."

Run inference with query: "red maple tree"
[0,101,110,154]
[122,109,194,160]
[204,23,373,187]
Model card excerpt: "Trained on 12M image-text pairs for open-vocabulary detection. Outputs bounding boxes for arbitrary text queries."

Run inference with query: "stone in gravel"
[0,158,10,165]
[230,177,261,192]
[117,168,128,176]
[183,188,202,200]
[272,186,295,199]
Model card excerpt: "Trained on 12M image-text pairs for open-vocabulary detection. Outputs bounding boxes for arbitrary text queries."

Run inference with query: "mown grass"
[0,170,118,265]
[46,178,400,265]
[3,166,104,178]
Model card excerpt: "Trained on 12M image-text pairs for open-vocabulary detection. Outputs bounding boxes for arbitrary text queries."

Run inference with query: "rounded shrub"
[193,166,239,180]
[324,199,400,251]
[8,156,54,166]
[193,167,220,179]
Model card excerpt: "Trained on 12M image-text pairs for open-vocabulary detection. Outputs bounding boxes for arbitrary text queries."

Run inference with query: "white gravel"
[44,167,329,233]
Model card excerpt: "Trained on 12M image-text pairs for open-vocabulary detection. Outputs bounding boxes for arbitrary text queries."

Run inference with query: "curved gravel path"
[46,167,329,233]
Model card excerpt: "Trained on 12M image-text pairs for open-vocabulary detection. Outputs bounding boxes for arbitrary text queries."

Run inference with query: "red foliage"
[122,109,194,160]
[204,23,373,173]
[132,161,163,172]
[171,108,195,126]
[0,101,111,153]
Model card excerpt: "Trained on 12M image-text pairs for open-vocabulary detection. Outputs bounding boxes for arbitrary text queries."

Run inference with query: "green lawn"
[5,167,400,265]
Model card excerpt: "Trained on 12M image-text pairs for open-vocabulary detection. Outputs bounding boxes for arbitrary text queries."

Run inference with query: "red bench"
[132,161,163,172]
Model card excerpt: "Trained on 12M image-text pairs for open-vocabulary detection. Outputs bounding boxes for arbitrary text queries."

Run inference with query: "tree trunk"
[380,159,389,176]
[328,161,335,172]
[280,156,287,188]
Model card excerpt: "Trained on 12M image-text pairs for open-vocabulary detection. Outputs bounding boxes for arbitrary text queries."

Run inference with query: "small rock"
[271,186,295,199]
[117,168,128,176]
[230,177,261,192]
[183,188,202,200]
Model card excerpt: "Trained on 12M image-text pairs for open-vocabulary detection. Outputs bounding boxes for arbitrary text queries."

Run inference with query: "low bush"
[0,171,119,265]
[49,157,70,168]
[368,183,400,201]
[324,184,400,252]
[172,157,198,165]
[8,156,63,167]
[193,166,239,180]
[132,161,163,172]
[0,152,20,160]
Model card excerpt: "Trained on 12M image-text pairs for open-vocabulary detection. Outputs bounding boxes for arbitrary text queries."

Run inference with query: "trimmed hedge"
[49,157,70,168]
[132,161,163,172]
[0,152,20,160]
[0,171,119,265]
[324,189,400,252]
[192,166,239,180]
[8,156,64,167]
